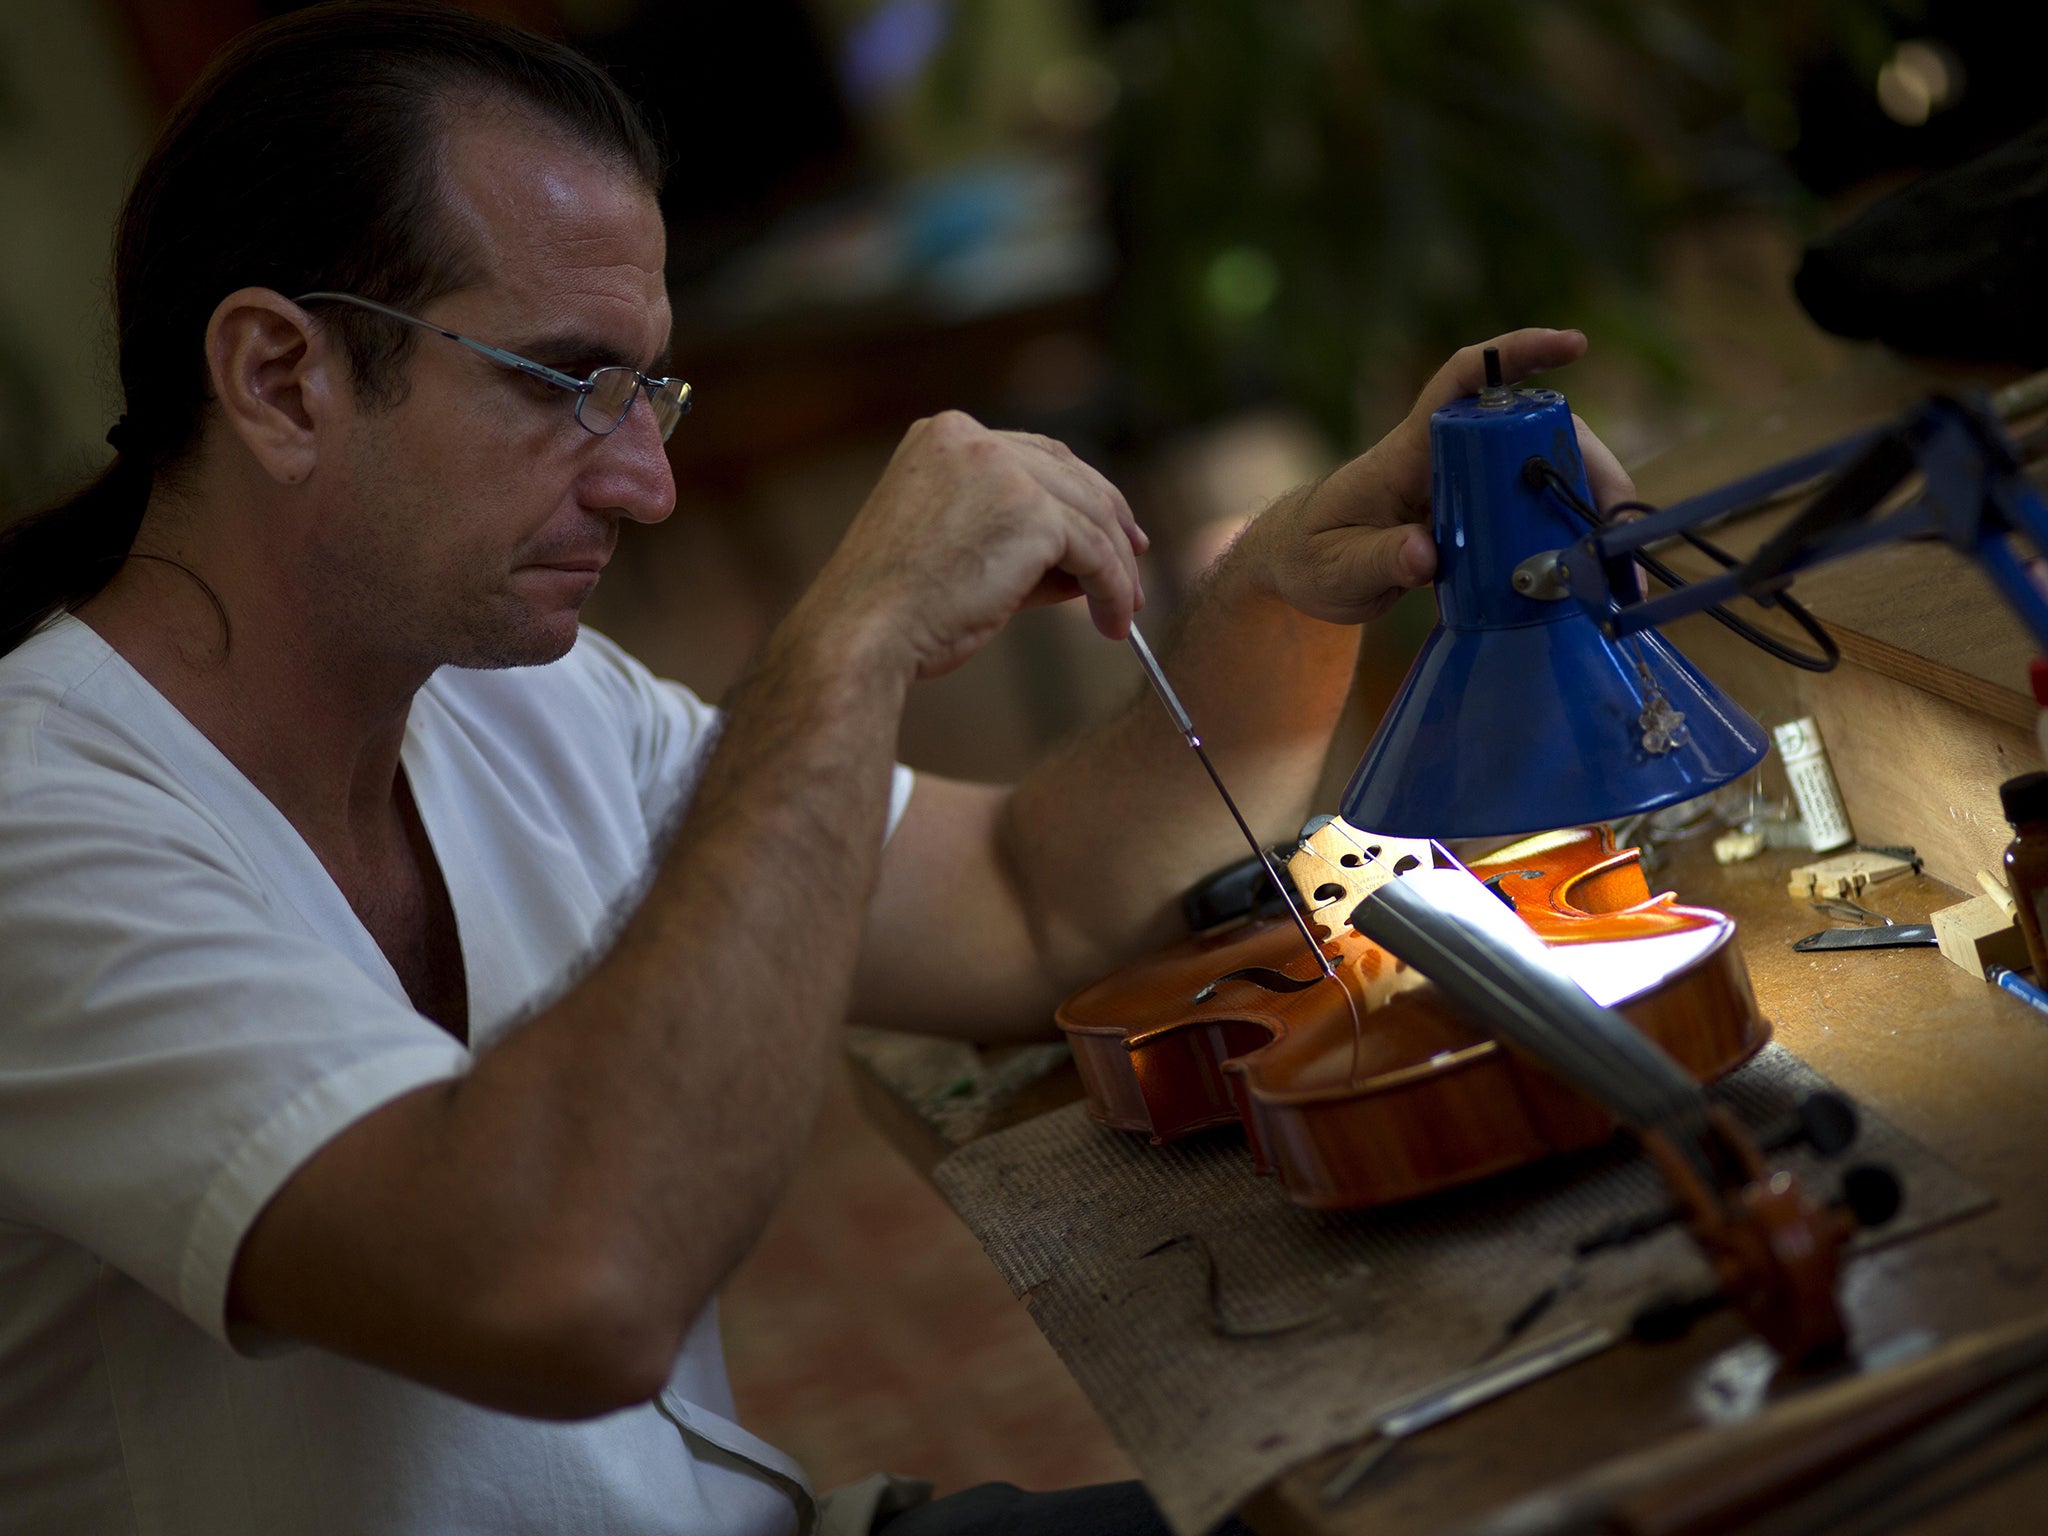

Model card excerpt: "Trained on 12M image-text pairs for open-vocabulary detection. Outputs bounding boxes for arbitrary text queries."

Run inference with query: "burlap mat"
[931,1045,1989,1536]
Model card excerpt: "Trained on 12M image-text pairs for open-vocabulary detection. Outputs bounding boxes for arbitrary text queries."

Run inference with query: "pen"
[1987,966,2048,1019]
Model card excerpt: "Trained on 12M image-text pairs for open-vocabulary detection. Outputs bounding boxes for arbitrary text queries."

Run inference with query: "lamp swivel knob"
[1510,549,1571,600]
[1478,345,1514,409]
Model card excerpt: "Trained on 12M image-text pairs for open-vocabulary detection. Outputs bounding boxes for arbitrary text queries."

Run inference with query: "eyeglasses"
[294,291,693,443]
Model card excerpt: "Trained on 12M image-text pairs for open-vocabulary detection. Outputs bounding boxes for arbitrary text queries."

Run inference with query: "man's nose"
[585,391,677,525]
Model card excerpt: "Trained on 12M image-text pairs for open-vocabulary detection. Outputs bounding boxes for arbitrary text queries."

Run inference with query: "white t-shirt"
[0,615,913,1535]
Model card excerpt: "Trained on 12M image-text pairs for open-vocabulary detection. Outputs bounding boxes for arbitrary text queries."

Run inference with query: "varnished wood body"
[1057,827,1768,1209]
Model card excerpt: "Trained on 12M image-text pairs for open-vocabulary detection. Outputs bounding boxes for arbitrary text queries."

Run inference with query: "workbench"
[851,837,2048,1533]
[847,359,2048,1532]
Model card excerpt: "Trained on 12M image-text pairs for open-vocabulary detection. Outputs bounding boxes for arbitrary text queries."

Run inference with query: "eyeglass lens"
[578,368,691,443]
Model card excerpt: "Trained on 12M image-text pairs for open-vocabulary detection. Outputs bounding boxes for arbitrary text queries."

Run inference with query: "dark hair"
[0,0,663,655]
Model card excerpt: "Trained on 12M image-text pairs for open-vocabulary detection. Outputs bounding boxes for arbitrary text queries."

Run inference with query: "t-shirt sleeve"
[0,772,469,1348]
[567,628,916,839]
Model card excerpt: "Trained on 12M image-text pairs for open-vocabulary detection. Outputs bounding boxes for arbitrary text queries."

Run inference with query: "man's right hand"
[803,411,1150,679]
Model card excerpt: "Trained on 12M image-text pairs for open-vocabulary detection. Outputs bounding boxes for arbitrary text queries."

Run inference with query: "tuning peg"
[1764,1089,1860,1159]
[1836,1163,1903,1229]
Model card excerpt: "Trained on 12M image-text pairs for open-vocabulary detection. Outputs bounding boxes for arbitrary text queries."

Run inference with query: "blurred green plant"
[1089,3,1916,448]
[1089,0,1910,445]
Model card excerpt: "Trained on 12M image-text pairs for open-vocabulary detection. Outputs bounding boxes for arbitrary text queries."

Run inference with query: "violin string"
[1125,626,1336,982]
[1340,961,1367,1086]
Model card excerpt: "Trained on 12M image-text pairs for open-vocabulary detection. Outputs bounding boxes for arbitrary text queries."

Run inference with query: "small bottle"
[2001,771,2048,978]
[1772,717,1853,852]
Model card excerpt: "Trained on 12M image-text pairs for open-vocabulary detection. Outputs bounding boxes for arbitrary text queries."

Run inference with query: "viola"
[1057,816,1885,1365]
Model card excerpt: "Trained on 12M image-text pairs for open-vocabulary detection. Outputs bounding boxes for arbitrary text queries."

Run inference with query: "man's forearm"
[479,601,915,1303]
[233,602,919,1414]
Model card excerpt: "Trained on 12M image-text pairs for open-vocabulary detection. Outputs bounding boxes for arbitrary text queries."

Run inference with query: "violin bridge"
[1286,817,1437,941]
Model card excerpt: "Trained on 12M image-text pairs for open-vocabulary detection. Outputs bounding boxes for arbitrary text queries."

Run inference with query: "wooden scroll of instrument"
[1057,816,1875,1365]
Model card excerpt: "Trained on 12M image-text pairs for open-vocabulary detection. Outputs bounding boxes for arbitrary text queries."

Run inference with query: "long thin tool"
[1321,1321,1620,1505]
[1126,624,1334,980]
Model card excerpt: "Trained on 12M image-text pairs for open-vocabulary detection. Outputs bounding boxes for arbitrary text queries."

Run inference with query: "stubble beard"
[448,596,583,670]
[336,431,586,674]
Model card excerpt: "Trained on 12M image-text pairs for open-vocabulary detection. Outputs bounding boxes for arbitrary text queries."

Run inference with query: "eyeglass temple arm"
[294,290,592,395]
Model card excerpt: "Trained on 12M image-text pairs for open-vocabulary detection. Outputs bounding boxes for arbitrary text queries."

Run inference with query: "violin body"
[1057,824,1767,1210]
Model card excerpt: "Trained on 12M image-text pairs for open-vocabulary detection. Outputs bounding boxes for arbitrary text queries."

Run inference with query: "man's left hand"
[1241,327,1636,625]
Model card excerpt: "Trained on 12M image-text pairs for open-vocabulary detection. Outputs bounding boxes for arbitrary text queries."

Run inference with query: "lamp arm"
[1977,508,2048,646]
[1588,427,1889,554]
[1554,394,2048,654]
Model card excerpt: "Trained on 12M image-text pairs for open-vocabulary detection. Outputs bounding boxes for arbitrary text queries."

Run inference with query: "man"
[0,5,1629,1534]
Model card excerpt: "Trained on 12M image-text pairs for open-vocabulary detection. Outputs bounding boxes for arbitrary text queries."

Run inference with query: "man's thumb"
[1315,523,1435,623]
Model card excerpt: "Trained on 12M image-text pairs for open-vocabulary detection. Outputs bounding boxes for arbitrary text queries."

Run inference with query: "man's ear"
[203,288,337,486]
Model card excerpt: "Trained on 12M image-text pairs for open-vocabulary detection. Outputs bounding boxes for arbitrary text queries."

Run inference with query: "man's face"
[321,106,675,671]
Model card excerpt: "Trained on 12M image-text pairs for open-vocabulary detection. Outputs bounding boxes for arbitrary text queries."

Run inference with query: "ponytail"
[0,450,152,654]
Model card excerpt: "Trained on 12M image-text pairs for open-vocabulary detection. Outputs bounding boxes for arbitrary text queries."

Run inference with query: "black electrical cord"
[1522,458,1840,673]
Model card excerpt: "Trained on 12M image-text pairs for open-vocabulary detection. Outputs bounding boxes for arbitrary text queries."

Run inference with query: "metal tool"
[1320,1320,1619,1504]
[1127,624,1334,980]
[1808,895,1894,927]
[1793,924,1937,952]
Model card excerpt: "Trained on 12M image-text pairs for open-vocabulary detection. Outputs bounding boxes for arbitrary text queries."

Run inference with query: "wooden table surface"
[1257,838,2048,1535]
[847,835,2048,1533]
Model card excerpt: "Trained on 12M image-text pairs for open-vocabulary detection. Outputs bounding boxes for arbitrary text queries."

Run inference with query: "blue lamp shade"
[1340,387,1768,839]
